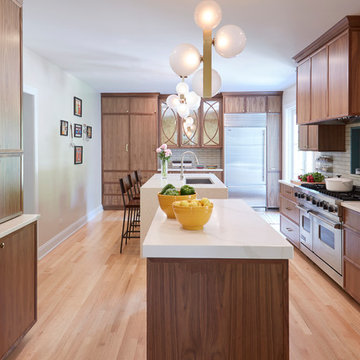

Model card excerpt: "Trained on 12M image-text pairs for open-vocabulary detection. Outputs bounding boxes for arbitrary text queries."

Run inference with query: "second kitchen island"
[143,199,293,360]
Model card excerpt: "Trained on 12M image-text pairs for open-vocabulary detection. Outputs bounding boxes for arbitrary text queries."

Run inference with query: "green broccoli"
[160,184,176,194]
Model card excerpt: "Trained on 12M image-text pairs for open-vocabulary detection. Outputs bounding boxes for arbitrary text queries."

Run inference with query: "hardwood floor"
[7,210,360,360]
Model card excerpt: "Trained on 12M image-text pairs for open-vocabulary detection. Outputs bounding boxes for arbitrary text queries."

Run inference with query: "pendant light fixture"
[169,0,246,98]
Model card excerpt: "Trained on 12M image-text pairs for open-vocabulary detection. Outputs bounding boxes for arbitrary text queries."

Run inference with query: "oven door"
[298,206,313,250]
[311,212,342,275]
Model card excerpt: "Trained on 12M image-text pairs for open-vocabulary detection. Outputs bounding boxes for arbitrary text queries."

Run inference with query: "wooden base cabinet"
[279,183,300,248]
[343,208,360,303]
[147,258,289,360]
[0,222,37,359]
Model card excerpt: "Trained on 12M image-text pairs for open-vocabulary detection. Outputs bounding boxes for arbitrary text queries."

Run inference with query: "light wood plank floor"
[8,210,360,360]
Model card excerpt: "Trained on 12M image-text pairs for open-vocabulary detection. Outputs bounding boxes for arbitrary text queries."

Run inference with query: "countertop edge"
[157,168,224,172]
[341,201,360,213]
[279,179,295,187]
[0,214,40,239]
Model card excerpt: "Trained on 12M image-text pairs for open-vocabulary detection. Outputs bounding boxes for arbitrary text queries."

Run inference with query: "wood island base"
[147,258,289,360]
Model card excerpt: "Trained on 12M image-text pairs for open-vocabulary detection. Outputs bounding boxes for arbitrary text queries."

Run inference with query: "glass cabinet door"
[159,100,178,146]
[202,99,221,146]
[181,109,200,147]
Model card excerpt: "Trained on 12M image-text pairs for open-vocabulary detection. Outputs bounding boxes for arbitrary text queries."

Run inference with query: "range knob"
[306,195,311,201]
[328,206,335,213]
[312,199,317,205]
[317,201,324,207]
[294,192,299,198]
[300,194,305,199]
[323,202,329,210]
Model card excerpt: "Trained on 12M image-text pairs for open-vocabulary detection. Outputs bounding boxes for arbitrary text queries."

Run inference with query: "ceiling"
[23,0,360,93]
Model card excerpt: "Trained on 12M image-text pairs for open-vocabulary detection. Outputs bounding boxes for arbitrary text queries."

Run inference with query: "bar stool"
[135,170,142,187]
[119,177,140,253]
[129,172,140,200]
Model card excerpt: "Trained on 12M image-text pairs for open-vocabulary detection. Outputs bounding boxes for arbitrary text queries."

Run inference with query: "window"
[284,106,315,180]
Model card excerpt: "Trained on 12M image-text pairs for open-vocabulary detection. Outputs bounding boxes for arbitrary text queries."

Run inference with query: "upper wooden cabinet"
[223,94,282,114]
[298,124,345,151]
[297,59,311,124]
[294,16,360,123]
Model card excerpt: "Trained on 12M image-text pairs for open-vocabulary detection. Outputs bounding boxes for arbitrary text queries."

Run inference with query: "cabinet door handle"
[125,144,129,152]
[286,207,292,211]
[0,242,5,249]
[286,228,293,232]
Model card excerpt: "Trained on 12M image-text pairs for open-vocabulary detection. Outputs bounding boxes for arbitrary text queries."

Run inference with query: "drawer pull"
[0,242,5,249]
[286,228,293,232]
[285,207,292,211]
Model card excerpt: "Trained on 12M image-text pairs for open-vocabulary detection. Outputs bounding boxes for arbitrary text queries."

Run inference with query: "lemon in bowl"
[172,198,213,230]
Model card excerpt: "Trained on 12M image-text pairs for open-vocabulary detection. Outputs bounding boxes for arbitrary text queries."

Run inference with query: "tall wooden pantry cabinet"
[101,93,159,209]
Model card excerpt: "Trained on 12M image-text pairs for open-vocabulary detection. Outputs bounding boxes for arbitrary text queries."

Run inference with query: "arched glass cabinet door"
[202,99,222,146]
[181,109,200,147]
[160,100,178,146]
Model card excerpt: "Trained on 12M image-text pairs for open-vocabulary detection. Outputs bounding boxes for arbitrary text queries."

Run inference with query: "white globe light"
[177,103,190,118]
[186,91,201,110]
[192,68,222,97]
[166,94,180,110]
[194,0,222,30]
[169,44,201,77]
[185,116,194,126]
[214,25,246,58]
[176,81,189,96]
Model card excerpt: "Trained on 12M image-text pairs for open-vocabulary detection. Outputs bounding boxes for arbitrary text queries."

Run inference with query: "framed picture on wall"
[60,120,68,136]
[74,146,83,164]
[74,123,82,137]
[74,97,82,117]
[86,126,92,139]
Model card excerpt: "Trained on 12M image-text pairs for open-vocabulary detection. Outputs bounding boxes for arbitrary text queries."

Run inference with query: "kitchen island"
[143,199,293,360]
[140,173,228,253]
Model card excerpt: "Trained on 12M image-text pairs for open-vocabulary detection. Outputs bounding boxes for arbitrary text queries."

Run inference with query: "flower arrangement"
[156,144,172,179]
[156,144,172,160]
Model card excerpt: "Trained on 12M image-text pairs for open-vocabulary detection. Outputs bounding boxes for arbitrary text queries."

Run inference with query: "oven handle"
[308,211,342,230]
[296,205,311,213]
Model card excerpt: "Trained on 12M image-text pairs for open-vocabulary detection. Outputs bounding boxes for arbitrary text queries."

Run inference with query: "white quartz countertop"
[279,179,295,187]
[143,199,293,259]
[157,168,224,172]
[0,214,40,239]
[142,173,227,190]
[341,201,360,213]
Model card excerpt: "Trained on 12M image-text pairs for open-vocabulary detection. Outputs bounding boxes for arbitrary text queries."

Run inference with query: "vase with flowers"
[156,144,172,179]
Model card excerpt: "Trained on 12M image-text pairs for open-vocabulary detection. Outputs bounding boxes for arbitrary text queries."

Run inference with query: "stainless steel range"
[294,184,360,286]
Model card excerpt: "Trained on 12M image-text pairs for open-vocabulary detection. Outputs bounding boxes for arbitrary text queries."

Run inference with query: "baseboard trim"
[38,205,103,260]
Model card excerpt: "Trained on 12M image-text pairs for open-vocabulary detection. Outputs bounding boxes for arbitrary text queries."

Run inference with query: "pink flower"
[156,148,162,153]
[165,149,172,157]
[160,144,167,150]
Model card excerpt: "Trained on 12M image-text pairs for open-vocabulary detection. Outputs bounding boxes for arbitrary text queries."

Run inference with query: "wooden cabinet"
[298,124,345,151]
[343,208,360,304]
[328,33,349,117]
[0,0,23,224]
[294,17,360,123]
[0,221,37,359]
[310,48,328,121]
[297,59,311,124]
[223,96,246,113]
[245,96,266,113]
[101,94,159,209]
[223,94,282,114]
[159,97,222,148]
[279,183,300,248]
[268,95,282,113]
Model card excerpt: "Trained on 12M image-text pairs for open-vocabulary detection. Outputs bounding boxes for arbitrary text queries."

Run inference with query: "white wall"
[23,47,102,252]
[282,84,296,179]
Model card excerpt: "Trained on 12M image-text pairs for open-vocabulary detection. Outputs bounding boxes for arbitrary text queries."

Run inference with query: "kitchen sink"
[185,178,213,184]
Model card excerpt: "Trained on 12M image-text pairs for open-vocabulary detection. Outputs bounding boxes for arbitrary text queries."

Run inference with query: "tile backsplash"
[159,148,222,169]
[318,122,360,186]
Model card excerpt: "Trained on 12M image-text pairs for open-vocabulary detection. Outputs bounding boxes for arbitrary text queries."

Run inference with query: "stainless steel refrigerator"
[224,113,267,207]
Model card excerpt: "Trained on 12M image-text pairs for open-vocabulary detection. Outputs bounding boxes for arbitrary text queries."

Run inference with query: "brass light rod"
[203,29,212,98]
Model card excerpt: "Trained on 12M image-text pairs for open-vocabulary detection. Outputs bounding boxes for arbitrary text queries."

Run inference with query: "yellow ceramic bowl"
[172,202,214,230]
[158,193,196,219]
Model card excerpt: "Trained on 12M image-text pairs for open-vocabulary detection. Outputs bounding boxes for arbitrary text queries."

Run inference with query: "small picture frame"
[60,120,68,136]
[86,126,92,139]
[74,123,82,137]
[74,146,83,164]
[74,97,82,117]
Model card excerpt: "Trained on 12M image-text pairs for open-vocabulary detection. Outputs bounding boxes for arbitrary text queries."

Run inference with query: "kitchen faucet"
[180,151,199,180]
